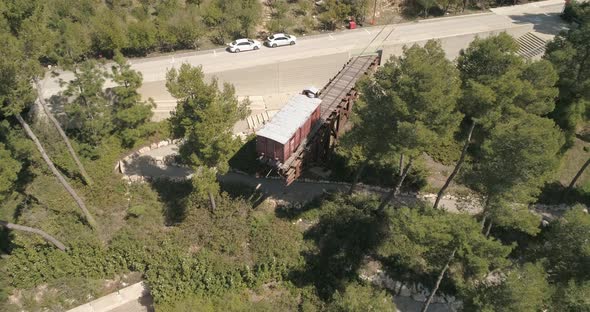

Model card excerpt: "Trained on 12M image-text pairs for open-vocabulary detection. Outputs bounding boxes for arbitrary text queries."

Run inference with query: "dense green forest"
[1,0,590,311]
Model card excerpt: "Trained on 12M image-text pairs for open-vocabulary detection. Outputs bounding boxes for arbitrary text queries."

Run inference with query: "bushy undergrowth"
[1,160,303,311]
[0,122,305,310]
[156,287,302,312]
[1,191,304,309]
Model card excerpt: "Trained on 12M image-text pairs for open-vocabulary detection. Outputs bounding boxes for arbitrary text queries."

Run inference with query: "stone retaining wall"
[116,139,188,183]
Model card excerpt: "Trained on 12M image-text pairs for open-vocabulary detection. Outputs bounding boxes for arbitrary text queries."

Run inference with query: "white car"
[227,38,262,53]
[265,33,297,48]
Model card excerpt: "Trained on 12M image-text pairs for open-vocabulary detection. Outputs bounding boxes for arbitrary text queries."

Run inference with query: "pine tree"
[344,40,462,204]
[545,18,590,142]
[475,113,563,235]
[63,59,111,149]
[435,33,559,209]
[166,64,249,210]
[378,207,512,312]
[110,52,155,147]
[0,31,97,229]
[371,41,462,210]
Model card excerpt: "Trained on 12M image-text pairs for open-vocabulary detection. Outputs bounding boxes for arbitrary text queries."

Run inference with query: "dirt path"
[120,142,577,220]
[119,142,480,212]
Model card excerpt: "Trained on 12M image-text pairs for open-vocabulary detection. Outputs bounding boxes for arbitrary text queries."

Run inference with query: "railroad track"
[279,55,380,184]
[277,23,398,184]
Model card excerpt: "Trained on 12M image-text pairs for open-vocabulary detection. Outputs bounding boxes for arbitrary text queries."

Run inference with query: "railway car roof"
[257,94,321,145]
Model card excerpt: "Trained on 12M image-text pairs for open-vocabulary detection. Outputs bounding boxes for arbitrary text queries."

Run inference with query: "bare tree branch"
[0,220,67,251]
[421,248,456,312]
[16,114,98,229]
[434,119,475,209]
[34,78,93,186]
[377,157,414,212]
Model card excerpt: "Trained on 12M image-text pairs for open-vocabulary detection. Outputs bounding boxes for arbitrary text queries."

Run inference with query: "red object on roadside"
[348,21,357,29]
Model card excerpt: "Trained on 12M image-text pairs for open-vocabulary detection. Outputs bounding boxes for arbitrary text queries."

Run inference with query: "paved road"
[40,0,566,121]
[491,0,568,39]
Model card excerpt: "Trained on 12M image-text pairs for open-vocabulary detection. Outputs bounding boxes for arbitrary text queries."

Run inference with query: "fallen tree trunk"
[434,120,475,209]
[377,158,414,212]
[34,79,93,186]
[0,220,67,251]
[348,160,368,195]
[16,114,97,229]
[421,248,456,312]
[563,157,590,201]
[208,191,217,211]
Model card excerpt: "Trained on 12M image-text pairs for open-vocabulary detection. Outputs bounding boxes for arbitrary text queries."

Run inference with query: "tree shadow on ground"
[219,180,268,209]
[47,94,68,117]
[537,181,590,207]
[508,12,568,36]
[327,152,427,192]
[0,235,22,255]
[274,194,327,220]
[124,156,192,179]
[137,292,155,312]
[228,136,261,175]
[488,223,540,263]
[149,179,193,225]
[149,177,270,225]
[279,194,389,300]
[0,229,13,254]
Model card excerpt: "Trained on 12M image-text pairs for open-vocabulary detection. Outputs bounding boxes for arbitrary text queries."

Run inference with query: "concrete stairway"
[517,32,548,59]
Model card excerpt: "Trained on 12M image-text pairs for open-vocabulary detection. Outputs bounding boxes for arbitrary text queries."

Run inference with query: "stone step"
[517,32,547,59]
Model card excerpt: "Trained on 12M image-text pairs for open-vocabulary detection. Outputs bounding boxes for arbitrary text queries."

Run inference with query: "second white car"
[227,38,262,53]
[265,33,297,48]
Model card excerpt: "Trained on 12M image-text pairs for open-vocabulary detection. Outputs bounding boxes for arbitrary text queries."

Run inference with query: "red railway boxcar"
[256,94,322,165]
